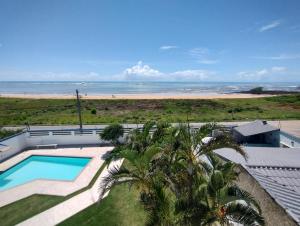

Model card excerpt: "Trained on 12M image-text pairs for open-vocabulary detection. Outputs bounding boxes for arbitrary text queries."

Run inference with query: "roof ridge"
[247,165,300,170]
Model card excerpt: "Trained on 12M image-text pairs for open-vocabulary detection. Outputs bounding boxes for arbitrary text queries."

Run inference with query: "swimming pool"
[0,155,91,191]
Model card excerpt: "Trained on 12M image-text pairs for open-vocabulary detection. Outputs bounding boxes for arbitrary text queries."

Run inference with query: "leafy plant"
[100,124,124,145]
[100,122,264,225]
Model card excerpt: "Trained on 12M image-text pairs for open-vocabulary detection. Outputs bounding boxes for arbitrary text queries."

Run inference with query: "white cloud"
[170,69,215,80]
[197,59,218,65]
[271,66,286,72]
[253,54,300,60]
[237,66,287,80]
[159,45,178,50]
[122,61,215,81]
[189,47,218,64]
[257,69,268,76]
[123,61,163,80]
[259,20,281,32]
[189,47,209,56]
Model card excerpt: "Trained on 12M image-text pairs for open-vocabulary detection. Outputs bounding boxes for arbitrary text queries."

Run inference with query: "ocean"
[0,81,298,95]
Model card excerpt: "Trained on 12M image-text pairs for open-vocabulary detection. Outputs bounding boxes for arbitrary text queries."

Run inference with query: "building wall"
[232,130,244,144]
[280,131,300,148]
[265,130,280,147]
[233,130,280,147]
[236,166,297,226]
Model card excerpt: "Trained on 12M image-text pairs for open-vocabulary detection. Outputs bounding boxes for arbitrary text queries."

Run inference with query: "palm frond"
[226,185,262,213]
[98,165,135,200]
[202,133,247,159]
[225,202,265,226]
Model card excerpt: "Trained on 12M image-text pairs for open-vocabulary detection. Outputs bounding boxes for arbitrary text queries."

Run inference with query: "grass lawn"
[0,195,64,226]
[0,94,299,126]
[60,159,147,226]
[59,184,147,226]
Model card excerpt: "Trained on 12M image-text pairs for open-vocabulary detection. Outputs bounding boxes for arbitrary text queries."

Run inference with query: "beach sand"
[0,93,274,99]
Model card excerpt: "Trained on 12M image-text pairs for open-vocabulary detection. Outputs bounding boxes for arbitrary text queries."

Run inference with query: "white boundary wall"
[0,133,28,162]
[0,129,118,162]
[1,125,300,162]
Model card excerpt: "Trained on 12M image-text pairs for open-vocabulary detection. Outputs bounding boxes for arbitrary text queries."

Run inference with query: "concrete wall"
[236,166,297,226]
[26,131,105,147]
[280,131,300,148]
[0,132,28,162]
[233,130,280,147]
[265,130,280,147]
[0,129,127,162]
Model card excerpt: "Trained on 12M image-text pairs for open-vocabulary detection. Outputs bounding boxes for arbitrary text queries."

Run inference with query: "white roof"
[233,120,279,137]
[215,147,300,224]
[215,147,300,168]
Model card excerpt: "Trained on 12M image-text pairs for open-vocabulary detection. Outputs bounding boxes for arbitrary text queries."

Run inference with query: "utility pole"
[76,89,83,131]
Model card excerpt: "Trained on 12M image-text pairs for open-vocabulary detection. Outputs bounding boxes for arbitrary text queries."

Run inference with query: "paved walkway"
[17,158,124,226]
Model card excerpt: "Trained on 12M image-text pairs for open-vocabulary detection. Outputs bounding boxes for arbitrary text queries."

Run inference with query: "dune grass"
[0,95,299,126]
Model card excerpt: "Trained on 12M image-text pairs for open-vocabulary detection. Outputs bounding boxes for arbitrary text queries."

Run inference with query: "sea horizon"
[0,81,299,95]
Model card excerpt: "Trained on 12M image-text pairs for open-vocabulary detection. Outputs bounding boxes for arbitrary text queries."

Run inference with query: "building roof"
[215,147,300,224]
[215,147,300,168]
[233,120,279,137]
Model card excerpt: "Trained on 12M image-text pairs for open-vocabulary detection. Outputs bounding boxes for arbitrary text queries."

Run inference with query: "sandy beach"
[0,93,274,100]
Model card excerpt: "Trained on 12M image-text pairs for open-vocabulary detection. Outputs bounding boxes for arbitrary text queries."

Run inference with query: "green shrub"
[91,109,97,114]
[100,124,124,145]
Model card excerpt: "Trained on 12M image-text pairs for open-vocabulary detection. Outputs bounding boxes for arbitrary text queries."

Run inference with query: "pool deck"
[0,146,113,207]
[17,158,124,226]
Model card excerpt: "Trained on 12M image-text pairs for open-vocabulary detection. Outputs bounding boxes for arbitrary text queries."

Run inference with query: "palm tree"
[100,122,264,226]
[174,153,264,225]
[100,123,124,145]
[125,121,156,154]
[157,124,263,225]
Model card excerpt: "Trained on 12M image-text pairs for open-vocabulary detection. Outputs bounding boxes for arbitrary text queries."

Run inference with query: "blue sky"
[0,0,299,82]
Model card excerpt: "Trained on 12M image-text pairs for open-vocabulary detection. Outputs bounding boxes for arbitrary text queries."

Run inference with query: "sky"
[0,0,299,82]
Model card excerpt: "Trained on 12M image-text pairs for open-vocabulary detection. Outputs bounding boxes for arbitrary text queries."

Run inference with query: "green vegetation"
[0,195,64,226]
[100,123,124,145]
[63,122,264,225]
[1,123,265,226]
[0,95,299,125]
[60,171,147,226]
[0,129,22,139]
[0,162,107,226]
[90,109,97,114]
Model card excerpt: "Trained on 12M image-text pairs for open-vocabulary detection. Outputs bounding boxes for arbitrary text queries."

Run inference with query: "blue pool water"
[0,155,91,191]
